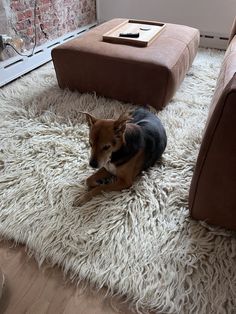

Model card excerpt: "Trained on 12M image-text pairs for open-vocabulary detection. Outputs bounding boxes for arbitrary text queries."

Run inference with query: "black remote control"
[119,32,140,38]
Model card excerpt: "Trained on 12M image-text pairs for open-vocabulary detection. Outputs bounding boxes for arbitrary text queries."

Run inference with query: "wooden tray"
[103,19,166,47]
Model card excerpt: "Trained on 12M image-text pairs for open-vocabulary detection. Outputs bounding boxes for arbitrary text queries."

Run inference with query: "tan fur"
[74,112,144,206]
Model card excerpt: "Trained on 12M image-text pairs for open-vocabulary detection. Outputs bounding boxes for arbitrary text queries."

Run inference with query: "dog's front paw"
[73,192,92,207]
[86,178,99,189]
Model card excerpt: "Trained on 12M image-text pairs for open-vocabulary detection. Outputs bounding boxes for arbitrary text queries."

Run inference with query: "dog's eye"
[103,144,111,151]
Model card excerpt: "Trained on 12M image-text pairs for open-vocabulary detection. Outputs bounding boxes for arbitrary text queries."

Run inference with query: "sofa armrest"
[189,36,236,230]
[229,16,236,44]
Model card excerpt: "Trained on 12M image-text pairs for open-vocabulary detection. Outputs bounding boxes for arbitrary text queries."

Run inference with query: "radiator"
[0,22,97,87]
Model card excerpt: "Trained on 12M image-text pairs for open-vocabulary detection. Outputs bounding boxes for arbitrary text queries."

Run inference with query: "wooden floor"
[0,239,133,314]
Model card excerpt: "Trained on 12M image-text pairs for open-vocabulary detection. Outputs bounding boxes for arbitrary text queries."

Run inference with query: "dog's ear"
[79,111,97,128]
[114,111,132,136]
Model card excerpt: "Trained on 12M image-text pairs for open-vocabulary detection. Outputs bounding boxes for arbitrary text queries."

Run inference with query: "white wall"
[97,0,236,38]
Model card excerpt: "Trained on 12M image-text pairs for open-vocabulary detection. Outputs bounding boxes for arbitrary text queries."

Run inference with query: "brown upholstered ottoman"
[52,19,199,110]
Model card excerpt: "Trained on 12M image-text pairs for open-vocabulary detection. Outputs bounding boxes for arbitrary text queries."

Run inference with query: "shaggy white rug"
[0,48,236,314]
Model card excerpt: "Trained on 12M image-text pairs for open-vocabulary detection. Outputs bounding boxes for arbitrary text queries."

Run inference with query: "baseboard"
[0,22,97,87]
[200,31,228,50]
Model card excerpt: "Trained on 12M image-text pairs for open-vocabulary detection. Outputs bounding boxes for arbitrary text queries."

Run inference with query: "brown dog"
[73,108,167,206]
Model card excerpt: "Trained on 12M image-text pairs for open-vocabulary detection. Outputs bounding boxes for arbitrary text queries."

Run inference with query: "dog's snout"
[89,159,98,169]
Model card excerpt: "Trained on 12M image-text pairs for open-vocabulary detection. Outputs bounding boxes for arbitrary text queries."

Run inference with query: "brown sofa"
[189,17,236,230]
[0,266,4,300]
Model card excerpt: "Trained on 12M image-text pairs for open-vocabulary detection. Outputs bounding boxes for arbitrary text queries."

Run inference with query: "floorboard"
[0,239,133,314]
